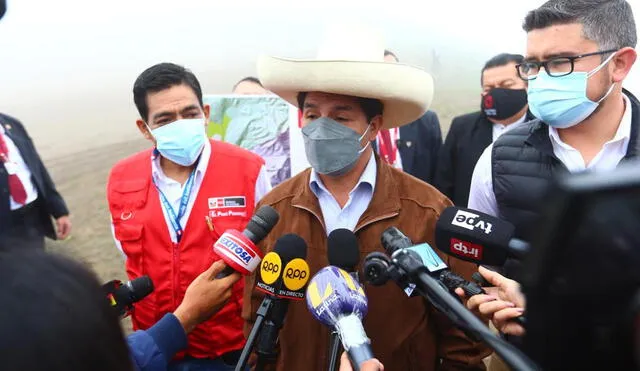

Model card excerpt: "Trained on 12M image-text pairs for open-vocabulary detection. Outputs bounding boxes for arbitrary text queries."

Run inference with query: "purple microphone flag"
[305,266,368,327]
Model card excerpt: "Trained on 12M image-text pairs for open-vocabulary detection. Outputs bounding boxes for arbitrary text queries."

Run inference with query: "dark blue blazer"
[374,111,443,184]
[0,113,69,239]
[434,110,536,207]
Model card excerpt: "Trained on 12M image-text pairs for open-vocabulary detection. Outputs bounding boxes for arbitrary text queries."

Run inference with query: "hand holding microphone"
[434,206,527,331]
[213,205,280,278]
[339,352,384,371]
[455,266,526,337]
[174,260,241,334]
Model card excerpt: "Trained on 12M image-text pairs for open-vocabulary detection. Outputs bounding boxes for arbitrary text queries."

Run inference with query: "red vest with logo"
[107,139,264,359]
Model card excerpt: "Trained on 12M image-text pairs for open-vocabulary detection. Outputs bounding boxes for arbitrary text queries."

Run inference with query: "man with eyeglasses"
[468,0,638,280]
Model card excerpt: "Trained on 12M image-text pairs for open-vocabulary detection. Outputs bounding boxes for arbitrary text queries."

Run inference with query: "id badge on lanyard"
[155,170,196,243]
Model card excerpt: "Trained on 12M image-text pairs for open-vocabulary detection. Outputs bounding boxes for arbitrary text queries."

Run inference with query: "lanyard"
[154,170,196,242]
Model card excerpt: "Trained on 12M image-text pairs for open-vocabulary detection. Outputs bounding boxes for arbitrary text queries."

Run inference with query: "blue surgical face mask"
[302,117,371,177]
[527,52,617,129]
[147,118,206,166]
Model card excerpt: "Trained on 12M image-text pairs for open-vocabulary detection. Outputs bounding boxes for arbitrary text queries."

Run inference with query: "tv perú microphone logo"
[450,238,483,260]
[451,209,493,234]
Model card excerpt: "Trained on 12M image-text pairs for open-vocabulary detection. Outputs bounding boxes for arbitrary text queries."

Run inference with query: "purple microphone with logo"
[306,266,373,370]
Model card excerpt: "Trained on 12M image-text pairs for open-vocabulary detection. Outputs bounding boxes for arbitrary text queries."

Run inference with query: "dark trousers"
[0,200,45,251]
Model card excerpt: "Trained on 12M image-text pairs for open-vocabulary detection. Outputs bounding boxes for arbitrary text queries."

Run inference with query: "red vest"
[107,140,264,359]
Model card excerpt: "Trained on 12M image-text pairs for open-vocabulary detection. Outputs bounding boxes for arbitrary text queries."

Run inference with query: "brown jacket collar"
[288,154,401,232]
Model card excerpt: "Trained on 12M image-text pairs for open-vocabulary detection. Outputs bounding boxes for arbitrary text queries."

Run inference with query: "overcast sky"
[0,0,638,158]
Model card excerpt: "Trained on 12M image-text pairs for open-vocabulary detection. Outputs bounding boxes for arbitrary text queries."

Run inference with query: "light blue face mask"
[148,118,206,166]
[527,53,617,129]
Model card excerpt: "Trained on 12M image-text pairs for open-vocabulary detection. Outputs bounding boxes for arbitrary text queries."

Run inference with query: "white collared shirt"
[112,140,272,254]
[309,152,377,235]
[491,113,529,141]
[0,125,38,210]
[468,94,632,216]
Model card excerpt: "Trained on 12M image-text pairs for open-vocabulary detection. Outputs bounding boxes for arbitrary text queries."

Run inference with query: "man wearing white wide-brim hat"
[242,25,491,370]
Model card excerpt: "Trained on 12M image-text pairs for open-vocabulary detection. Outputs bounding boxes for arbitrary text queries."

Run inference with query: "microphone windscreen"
[435,206,514,265]
[272,234,308,265]
[128,276,154,301]
[245,205,280,242]
[306,266,368,327]
[327,229,359,272]
[380,227,413,254]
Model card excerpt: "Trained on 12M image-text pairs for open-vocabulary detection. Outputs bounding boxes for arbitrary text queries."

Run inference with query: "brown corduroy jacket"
[242,157,491,370]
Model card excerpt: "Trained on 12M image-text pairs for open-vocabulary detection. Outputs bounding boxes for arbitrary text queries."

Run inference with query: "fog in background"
[0,0,638,159]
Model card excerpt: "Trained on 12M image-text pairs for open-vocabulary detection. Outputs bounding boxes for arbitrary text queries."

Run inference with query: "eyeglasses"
[516,49,618,81]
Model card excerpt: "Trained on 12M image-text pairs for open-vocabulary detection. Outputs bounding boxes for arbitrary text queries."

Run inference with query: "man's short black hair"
[384,49,399,62]
[233,76,263,91]
[133,62,204,122]
[523,0,637,50]
[481,53,525,85]
[296,92,384,122]
[0,249,133,371]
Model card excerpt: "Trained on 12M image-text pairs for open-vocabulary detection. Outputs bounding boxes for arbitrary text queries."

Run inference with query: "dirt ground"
[44,138,150,332]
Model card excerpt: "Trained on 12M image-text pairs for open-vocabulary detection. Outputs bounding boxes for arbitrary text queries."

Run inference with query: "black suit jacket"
[434,111,535,207]
[374,111,443,184]
[0,114,69,239]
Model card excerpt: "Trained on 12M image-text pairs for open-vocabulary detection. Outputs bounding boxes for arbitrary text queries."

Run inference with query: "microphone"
[328,228,360,279]
[327,228,360,371]
[361,248,539,371]
[306,266,373,371]
[378,227,484,297]
[235,234,310,371]
[434,206,529,266]
[103,276,154,318]
[214,205,280,278]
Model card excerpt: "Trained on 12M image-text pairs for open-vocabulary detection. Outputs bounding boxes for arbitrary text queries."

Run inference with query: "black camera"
[521,160,640,371]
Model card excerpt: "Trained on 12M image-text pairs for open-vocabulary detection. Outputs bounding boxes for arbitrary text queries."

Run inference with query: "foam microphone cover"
[126,276,154,301]
[306,266,368,327]
[327,229,359,272]
[246,205,280,242]
[435,206,514,265]
[273,234,308,264]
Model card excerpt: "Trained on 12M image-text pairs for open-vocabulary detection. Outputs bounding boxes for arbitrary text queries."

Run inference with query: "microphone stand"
[390,250,540,371]
[327,331,341,371]
[328,271,358,371]
[235,298,274,371]
[254,300,289,371]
